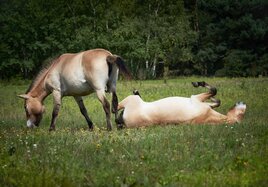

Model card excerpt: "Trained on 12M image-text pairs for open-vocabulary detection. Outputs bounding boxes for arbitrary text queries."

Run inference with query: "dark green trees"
[0,0,267,79]
[197,0,268,76]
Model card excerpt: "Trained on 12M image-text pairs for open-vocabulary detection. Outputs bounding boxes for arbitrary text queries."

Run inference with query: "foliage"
[197,0,268,76]
[0,77,268,186]
[0,0,267,79]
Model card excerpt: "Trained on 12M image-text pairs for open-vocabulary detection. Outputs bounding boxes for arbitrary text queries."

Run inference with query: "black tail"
[107,55,132,80]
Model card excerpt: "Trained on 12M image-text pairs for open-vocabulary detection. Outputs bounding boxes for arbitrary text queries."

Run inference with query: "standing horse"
[18,49,131,131]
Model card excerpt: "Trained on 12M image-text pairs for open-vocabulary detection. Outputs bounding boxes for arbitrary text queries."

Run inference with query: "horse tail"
[106,55,132,80]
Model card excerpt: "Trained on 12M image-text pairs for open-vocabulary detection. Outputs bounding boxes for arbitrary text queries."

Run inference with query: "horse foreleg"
[49,90,61,131]
[74,96,93,130]
[96,90,112,131]
[196,110,228,125]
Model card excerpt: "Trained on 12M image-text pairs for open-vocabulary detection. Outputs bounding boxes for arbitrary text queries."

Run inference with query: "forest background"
[1,0,268,79]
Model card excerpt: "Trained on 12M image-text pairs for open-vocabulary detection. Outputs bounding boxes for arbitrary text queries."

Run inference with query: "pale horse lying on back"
[115,82,246,128]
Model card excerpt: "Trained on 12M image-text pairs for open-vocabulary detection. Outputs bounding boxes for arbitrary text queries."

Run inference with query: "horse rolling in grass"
[18,49,131,131]
[116,82,246,128]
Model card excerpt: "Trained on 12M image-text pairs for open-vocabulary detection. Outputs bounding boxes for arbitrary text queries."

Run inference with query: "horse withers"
[116,82,246,128]
[18,49,131,131]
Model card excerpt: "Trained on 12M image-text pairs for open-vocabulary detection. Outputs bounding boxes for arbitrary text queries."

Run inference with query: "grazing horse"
[18,49,131,131]
[116,82,246,128]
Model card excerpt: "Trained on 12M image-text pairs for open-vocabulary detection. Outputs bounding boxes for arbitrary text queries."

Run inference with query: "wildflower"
[96,143,101,149]
[33,144,37,148]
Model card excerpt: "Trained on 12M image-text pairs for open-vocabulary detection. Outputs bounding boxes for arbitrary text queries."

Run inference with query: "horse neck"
[28,82,49,103]
[27,73,50,103]
[27,57,60,102]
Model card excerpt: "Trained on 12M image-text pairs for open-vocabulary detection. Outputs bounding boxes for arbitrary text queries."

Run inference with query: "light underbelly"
[62,79,94,96]
[124,103,206,127]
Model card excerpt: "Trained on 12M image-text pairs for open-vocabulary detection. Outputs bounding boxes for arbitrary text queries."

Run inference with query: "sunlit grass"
[0,77,268,186]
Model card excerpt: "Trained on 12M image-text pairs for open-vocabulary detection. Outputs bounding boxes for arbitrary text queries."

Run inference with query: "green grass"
[0,77,268,186]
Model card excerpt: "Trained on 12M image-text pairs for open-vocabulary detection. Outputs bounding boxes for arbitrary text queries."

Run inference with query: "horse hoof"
[117,124,124,130]
[49,127,55,131]
[192,81,206,87]
[192,82,199,87]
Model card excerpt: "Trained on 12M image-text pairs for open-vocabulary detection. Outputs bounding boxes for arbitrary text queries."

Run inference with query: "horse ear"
[17,94,30,99]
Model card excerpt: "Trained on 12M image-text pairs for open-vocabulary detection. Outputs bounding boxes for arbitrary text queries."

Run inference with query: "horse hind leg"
[133,90,141,97]
[111,91,120,129]
[115,110,125,129]
[111,91,118,114]
[191,81,221,108]
[96,90,112,131]
[192,81,217,96]
[210,97,221,108]
[74,96,93,130]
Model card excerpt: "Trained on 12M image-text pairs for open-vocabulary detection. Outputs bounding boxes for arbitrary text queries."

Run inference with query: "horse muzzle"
[27,120,36,128]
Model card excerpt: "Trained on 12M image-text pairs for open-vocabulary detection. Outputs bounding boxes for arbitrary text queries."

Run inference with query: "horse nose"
[26,120,35,128]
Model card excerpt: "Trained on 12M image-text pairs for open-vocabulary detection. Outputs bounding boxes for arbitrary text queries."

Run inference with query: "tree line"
[1,0,267,79]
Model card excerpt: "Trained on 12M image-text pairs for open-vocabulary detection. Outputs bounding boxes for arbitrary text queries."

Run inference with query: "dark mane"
[26,57,60,93]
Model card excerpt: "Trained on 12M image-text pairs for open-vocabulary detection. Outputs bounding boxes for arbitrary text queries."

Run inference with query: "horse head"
[18,94,45,128]
[227,102,247,123]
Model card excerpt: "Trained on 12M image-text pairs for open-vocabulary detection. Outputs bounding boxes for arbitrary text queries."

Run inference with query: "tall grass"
[0,77,268,186]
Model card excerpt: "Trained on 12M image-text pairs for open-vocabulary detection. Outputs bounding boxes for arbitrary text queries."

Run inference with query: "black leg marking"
[49,91,61,131]
[75,97,94,130]
[192,81,217,96]
[192,81,206,87]
[210,97,221,108]
[49,103,61,131]
[133,90,141,98]
[96,91,112,131]
[115,110,125,129]
[112,92,118,114]
[103,98,112,131]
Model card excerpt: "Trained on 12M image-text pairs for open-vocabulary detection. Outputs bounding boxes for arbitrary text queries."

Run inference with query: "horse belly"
[63,80,93,96]
[148,101,204,124]
[61,70,94,96]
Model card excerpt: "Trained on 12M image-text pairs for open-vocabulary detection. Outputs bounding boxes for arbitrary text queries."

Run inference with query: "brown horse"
[18,49,131,131]
[116,82,246,128]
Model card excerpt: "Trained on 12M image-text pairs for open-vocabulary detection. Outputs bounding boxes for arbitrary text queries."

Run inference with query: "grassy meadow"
[0,77,268,186]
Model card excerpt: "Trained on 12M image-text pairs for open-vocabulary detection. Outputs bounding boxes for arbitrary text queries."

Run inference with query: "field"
[0,77,268,186]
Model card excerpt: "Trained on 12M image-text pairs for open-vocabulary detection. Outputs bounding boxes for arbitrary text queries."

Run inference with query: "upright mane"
[26,57,60,94]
